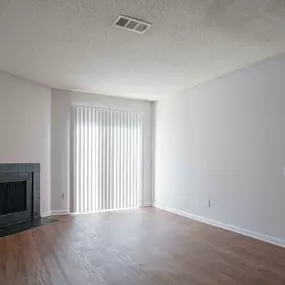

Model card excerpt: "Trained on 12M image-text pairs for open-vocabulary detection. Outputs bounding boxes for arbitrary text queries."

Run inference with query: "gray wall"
[0,72,51,215]
[155,54,285,241]
[51,89,154,212]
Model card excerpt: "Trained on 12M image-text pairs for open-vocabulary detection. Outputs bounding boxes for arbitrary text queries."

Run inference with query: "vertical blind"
[70,106,143,213]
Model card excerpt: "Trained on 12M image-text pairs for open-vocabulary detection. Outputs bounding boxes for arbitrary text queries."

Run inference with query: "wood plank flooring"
[0,207,285,285]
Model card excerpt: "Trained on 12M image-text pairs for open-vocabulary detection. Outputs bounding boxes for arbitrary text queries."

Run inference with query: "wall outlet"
[61,193,65,200]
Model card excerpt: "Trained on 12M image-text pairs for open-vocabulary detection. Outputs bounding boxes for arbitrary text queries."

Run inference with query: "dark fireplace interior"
[0,181,27,215]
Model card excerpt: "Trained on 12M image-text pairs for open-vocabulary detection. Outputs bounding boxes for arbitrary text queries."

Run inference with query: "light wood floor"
[0,208,285,285]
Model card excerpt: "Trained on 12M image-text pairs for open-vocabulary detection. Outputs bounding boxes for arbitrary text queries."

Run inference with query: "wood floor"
[0,208,285,285]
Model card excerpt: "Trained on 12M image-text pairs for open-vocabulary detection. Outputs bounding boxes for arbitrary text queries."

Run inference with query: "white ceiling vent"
[113,15,152,34]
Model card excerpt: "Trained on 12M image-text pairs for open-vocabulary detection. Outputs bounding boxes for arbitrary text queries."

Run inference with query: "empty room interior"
[1,0,285,284]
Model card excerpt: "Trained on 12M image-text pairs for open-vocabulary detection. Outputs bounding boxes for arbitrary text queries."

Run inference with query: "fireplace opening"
[0,181,27,215]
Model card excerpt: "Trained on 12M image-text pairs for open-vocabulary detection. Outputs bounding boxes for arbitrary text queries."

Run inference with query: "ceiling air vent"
[113,15,152,34]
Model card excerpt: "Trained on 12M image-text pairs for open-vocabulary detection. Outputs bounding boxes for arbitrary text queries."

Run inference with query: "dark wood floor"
[0,208,285,285]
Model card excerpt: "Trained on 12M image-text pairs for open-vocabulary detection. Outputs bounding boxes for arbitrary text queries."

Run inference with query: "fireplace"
[0,164,40,229]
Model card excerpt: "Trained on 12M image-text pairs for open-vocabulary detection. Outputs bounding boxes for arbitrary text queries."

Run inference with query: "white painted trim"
[151,101,156,206]
[50,210,70,216]
[143,202,153,207]
[41,212,51,218]
[41,210,70,217]
[154,204,285,248]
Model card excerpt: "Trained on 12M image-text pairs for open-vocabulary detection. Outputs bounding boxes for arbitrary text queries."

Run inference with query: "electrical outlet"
[61,193,65,200]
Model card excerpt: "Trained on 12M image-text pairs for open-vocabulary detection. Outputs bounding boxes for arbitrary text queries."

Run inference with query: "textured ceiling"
[1,0,285,100]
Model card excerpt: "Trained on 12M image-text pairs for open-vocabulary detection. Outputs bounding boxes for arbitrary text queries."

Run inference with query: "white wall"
[0,72,51,215]
[51,89,153,212]
[155,54,285,242]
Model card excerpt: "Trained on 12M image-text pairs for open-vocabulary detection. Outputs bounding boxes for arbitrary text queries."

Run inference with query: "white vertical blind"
[70,106,143,213]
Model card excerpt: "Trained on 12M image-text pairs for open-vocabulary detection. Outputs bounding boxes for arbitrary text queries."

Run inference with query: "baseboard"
[50,210,70,216]
[41,212,51,218]
[41,210,69,217]
[143,202,153,207]
[154,204,285,248]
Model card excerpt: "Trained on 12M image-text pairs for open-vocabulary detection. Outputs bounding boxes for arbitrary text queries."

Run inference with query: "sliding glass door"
[70,106,143,213]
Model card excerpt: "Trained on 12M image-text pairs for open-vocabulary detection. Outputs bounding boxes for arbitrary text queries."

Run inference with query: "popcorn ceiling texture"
[0,0,285,99]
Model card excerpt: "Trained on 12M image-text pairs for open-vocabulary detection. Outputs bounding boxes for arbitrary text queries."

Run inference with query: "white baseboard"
[41,211,51,218]
[154,204,285,248]
[143,202,153,207]
[50,210,70,216]
[41,210,69,217]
